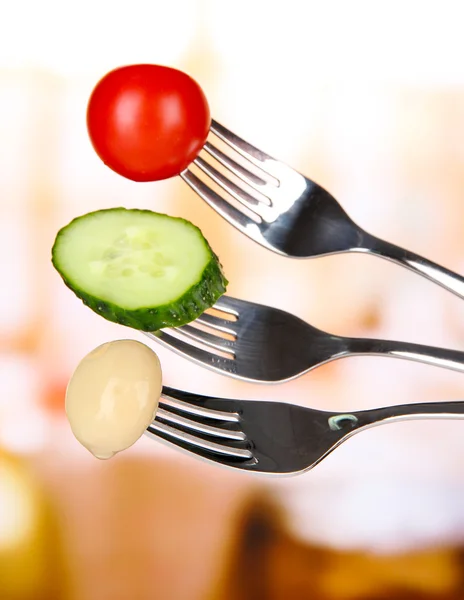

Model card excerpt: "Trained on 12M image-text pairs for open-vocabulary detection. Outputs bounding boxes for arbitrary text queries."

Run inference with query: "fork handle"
[355,400,464,429]
[360,233,464,300]
[345,337,464,374]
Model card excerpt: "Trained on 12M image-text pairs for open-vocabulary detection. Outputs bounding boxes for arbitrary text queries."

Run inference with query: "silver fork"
[147,387,464,474]
[145,295,464,383]
[182,120,464,300]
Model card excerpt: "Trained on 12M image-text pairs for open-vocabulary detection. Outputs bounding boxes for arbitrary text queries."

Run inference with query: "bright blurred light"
[0,357,39,412]
[0,0,197,75]
[0,462,36,551]
[210,0,464,85]
[0,409,48,454]
[0,358,45,453]
[0,220,30,332]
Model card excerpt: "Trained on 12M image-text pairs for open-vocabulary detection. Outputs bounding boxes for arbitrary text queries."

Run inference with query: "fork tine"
[156,407,246,441]
[211,120,274,166]
[194,155,266,208]
[180,169,262,231]
[195,312,237,335]
[145,330,238,376]
[174,323,235,354]
[147,420,253,459]
[213,295,243,315]
[203,142,272,191]
[160,392,239,422]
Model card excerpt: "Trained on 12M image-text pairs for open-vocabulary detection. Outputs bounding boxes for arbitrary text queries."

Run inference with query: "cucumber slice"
[52,208,228,331]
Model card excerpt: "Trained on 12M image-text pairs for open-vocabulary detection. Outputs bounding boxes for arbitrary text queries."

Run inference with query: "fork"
[181,120,464,300]
[145,295,464,383]
[147,387,464,474]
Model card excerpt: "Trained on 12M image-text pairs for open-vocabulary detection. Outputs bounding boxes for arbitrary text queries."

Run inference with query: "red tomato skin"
[87,64,211,182]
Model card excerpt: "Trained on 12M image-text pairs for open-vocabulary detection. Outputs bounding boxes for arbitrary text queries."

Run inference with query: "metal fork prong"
[194,156,266,208]
[180,170,261,229]
[174,324,235,354]
[148,420,253,459]
[211,120,275,166]
[156,408,246,441]
[213,296,243,315]
[195,312,237,335]
[160,393,239,423]
[146,330,238,375]
[203,142,273,193]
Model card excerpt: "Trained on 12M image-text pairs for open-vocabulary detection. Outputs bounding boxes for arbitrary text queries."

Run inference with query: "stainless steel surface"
[144,295,464,383]
[181,120,464,299]
[147,387,464,475]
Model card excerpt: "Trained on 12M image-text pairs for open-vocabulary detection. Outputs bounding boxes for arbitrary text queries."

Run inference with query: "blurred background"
[3,0,464,598]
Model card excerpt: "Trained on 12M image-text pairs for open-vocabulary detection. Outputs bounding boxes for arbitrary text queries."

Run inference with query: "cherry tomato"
[87,64,210,182]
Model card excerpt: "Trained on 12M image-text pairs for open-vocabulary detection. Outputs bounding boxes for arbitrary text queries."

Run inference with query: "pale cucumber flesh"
[52,208,228,331]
